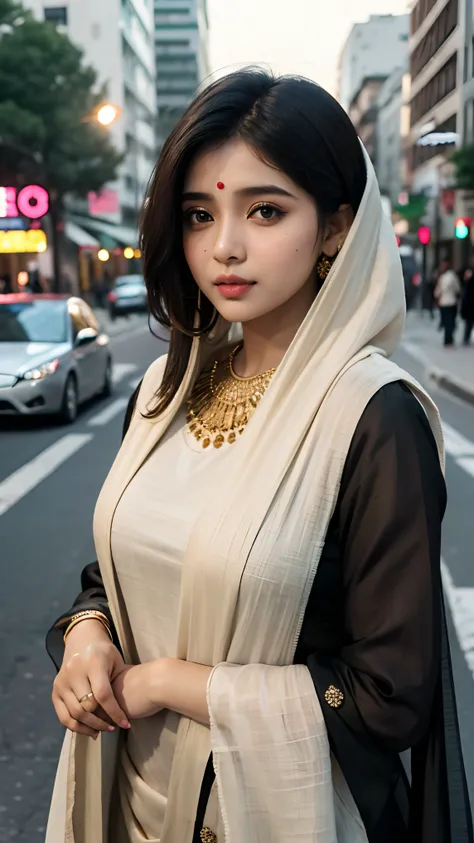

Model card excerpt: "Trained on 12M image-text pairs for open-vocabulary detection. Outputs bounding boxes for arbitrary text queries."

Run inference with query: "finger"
[62,691,116,733]
[88,674,130,729]
[94,704,116,727]
[54,697,99,739]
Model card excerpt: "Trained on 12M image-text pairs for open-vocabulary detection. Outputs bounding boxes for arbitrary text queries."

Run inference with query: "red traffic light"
[418,226,431,245]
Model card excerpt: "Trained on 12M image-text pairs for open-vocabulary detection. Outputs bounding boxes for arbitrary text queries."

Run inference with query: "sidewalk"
[402,311,474,406]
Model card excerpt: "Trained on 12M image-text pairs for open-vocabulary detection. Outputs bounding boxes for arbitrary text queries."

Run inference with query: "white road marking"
[441,559,474,678]
[88,397,129,428]
[456,457,474,479]
[112,363,137,384]
[0,434,92,517]
[442,421,474,458]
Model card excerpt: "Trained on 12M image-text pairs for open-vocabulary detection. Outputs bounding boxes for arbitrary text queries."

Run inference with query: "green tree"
[451,145,474,192]
[0,0,123,289]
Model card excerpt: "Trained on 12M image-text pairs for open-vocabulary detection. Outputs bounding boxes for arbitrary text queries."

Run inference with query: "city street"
[0,317,167,843]
[0,319,474,842]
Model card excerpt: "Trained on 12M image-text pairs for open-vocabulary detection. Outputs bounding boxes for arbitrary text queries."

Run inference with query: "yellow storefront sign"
[0,229,48,253]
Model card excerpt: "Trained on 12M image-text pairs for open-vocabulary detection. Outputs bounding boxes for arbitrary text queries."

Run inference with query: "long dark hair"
[141,68,367,417]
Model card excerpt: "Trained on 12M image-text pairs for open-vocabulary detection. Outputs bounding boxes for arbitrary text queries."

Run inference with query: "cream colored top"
[110,409,231,841]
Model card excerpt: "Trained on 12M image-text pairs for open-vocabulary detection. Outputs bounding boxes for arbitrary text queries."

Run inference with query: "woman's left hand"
[112,661,164,721]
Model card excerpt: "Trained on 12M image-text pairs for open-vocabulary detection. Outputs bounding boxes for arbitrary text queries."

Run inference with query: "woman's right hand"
[52,619,131,739]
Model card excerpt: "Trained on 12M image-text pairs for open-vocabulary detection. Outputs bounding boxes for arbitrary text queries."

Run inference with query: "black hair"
[141,68,367,416]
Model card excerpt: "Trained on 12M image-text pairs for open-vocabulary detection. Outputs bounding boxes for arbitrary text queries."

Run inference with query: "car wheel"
[60,374,78,424]
[101,358,113,398]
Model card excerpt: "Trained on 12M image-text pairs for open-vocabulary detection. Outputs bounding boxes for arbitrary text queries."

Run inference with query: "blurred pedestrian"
[461,266,474,345]
[434,259,461,346]
[45,70,472,843]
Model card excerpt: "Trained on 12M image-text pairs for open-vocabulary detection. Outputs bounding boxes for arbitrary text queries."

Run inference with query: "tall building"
[154,0,210,150]
[408,0,461,261]
[376,66,411,205]
[349,77,387,168]
[25,0,157,238]
[337,14,410,112]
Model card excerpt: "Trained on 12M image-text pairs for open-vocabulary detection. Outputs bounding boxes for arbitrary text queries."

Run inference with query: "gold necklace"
[186,343,277,449]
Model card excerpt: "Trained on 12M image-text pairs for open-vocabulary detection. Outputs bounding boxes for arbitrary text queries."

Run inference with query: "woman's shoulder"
[339,380,446,515]
[353,380,439,452]
[344,380,442,482]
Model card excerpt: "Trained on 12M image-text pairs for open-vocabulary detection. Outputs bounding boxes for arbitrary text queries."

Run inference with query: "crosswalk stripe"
[113,363,137,384]
[88,397,130,428]
[442,421,474,458]
[0,434,92,518]
[441,559,474,680]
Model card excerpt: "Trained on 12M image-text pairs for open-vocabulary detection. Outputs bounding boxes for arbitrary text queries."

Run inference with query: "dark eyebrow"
[181,185,297,202]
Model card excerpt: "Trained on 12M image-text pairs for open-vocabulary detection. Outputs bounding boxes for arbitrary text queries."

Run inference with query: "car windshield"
[0,300,68,343]
[115,276,145,287]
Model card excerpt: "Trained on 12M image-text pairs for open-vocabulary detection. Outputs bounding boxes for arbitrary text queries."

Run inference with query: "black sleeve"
[45,380,143,669]
[305,383,447,837]
[307,381,446,751]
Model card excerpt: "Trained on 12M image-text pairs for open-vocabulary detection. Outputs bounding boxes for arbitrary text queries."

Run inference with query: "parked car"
[399,246,422,310]
[0,294,112,423]
[107,274,148,320]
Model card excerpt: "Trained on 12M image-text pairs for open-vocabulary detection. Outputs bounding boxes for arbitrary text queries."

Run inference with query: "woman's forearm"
[157,658,212,726]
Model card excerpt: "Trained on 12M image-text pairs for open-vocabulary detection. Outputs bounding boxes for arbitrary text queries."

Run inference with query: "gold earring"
[316,253,334,281]
[316,242,343,281]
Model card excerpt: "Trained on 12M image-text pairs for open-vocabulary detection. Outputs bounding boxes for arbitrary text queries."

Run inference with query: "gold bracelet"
[63,610,113,643]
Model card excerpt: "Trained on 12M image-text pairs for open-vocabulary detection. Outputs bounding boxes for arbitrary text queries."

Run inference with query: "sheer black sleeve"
[304,382,446,748]
[299,381,447,838]
[45,380,142,669]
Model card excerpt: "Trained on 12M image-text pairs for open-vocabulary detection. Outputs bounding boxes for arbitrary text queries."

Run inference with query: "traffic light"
[418,226,431,245]
[455,217,471,239]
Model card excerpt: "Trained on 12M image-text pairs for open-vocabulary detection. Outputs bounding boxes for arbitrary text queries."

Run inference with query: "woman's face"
[182,138,324,325]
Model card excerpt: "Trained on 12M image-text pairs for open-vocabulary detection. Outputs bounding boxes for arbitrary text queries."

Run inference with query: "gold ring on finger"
[78,691,95,704]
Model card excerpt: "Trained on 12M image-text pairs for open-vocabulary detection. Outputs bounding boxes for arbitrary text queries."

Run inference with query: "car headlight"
[23,359,60,381]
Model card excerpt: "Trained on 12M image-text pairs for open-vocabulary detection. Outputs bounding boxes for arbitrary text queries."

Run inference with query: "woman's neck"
[232,292,314,378]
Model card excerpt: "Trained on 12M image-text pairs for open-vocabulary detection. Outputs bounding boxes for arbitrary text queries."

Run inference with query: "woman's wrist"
[63,610,112,643]
[63,618,113,653]
[153,658,212,726]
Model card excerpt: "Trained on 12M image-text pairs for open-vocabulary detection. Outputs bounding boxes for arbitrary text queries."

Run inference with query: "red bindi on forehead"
[216,182,225,190]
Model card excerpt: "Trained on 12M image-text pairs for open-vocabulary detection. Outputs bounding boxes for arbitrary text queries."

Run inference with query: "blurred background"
[1,1,474,841]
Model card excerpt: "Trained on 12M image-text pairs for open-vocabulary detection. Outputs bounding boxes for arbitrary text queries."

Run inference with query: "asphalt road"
[0,324,473,842]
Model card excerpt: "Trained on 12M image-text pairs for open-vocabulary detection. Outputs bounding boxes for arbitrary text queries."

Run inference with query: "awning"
[71,215,139,248]
[65,221,100,249]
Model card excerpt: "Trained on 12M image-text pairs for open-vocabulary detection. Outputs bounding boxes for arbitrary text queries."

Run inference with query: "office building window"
[44,6,68,25]
[155,7,190,13]
[410,0,458,81]
[411,53,457,124]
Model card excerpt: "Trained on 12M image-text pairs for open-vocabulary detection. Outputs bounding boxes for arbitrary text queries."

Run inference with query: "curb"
[429,367,474,407]
[401,340,474,407]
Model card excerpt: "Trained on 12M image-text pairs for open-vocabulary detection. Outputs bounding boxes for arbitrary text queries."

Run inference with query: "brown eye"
[184,209,213,225]
[249,203,285,222]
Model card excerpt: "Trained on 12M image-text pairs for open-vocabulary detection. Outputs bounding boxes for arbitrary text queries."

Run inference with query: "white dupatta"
[46,149,444,843]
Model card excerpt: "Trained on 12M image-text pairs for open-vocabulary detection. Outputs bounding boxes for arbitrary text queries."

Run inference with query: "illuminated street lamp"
[81,103,121,126]
[97,104,121,127]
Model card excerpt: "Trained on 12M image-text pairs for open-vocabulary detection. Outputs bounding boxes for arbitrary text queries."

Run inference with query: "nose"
[212,220,246,265]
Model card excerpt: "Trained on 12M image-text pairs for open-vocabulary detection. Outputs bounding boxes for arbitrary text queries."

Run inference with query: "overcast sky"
[207,0,411,95]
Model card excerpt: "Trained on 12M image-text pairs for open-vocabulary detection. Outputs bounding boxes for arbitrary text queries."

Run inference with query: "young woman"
[45,70,472,843]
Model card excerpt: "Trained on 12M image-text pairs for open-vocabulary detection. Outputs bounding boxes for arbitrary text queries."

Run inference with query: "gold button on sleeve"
[324,685,344,709]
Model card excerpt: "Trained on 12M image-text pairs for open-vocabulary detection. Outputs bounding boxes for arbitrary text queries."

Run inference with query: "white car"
[0,294,112,423]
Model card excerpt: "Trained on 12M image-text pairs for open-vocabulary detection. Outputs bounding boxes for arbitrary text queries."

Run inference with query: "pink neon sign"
[0,185,49,220]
